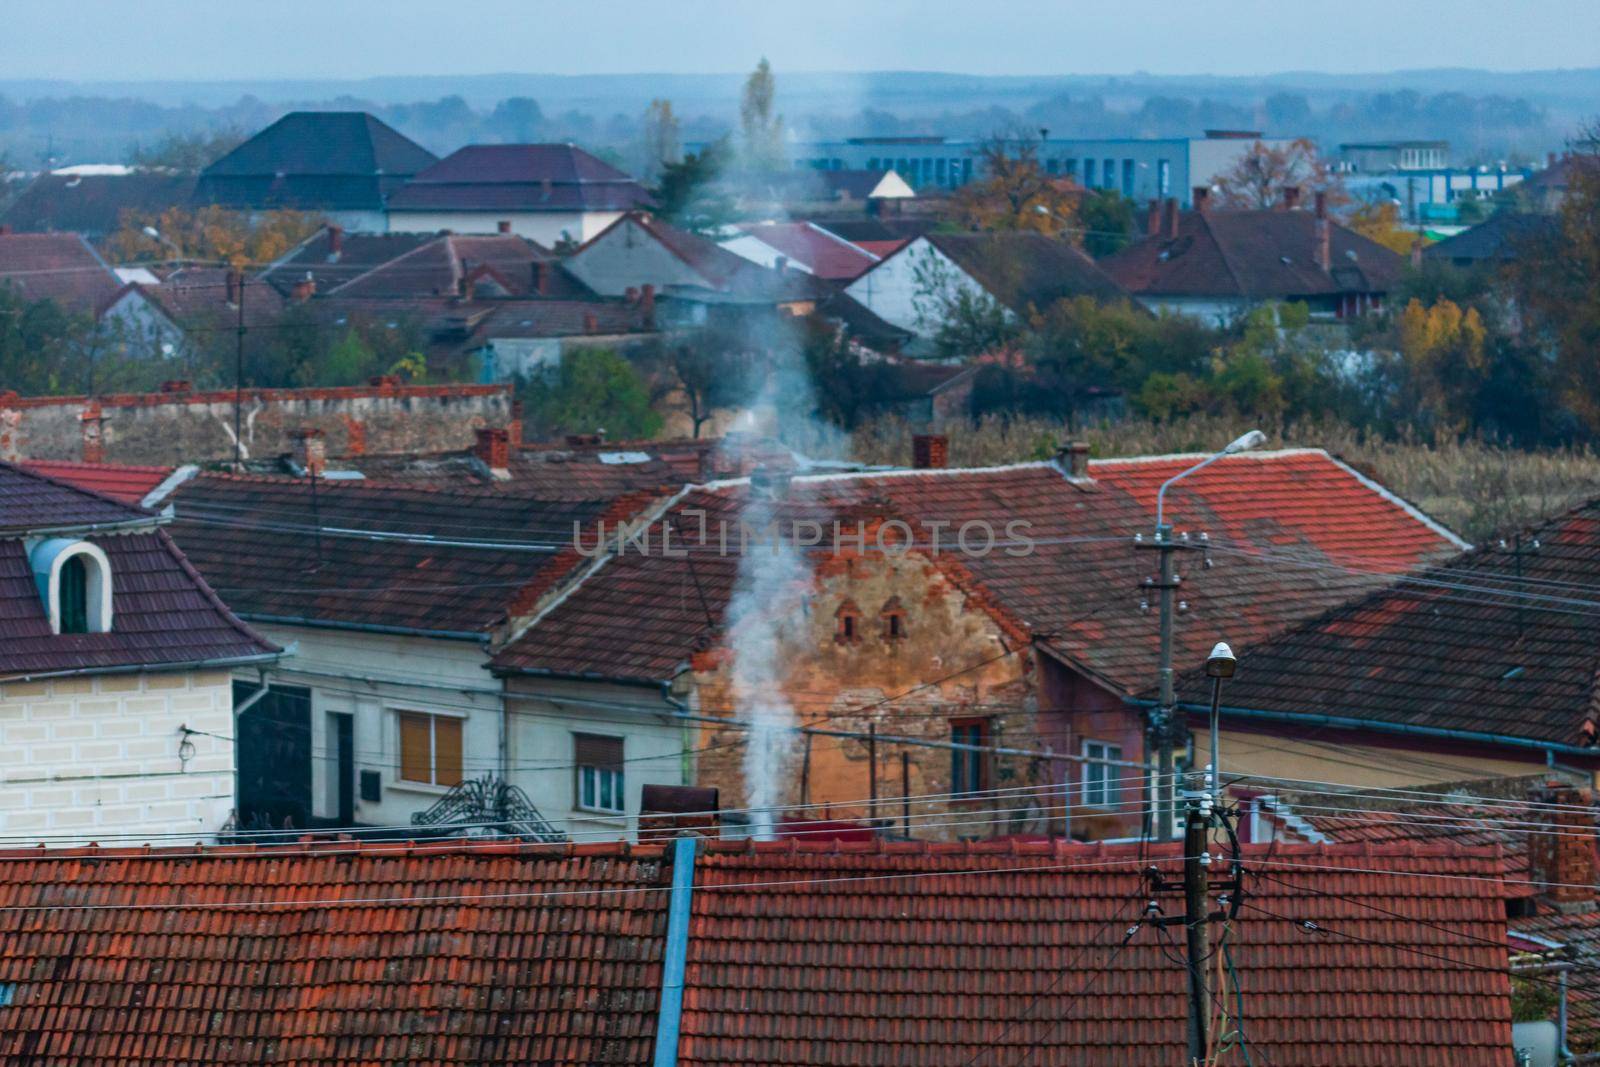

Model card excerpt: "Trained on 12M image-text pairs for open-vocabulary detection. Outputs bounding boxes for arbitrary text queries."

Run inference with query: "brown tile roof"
[323,232,591,300]
[492,450,1464,687]
[136,267,289,332]
[387,143,654,213]
[679,839,1514,1067]
[0,840,668,1065]
[921,231,1129,310]
[736,222,880,280]
[334,438,728,494]
[0,171,195,237]
[0,232,122,316]
[1101,209,1405,299]
[1176,495,1600,747]
[257,227,437,294]
[0,463,278,677]
[166,473,638,636]
[0,837,1514,1066]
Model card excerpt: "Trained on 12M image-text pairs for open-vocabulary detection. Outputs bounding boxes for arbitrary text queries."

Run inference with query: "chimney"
[508,401,524,448]
[159,379,193,394]
[1314,190,1328,220]
[533,260,551,296]
[326,224,343,256]
[565,432,604,447]
[0,403,20,464]
[1192,187,1210,213]
[367,374,402,389]
[1527,782,1597,910]
[79,405,105,464]
[1145,199,1161,236]
[291,272,316,302]
[497,220,512,234]
[292,427,326,477]
[1282,185,1301,211]
[1162,198,1180,239]
[639,784,720,837]
[473,426,511,471]
[625,286,640,304]
[583,312,599,334]
[640,283,656,328]
[225,269,243,306]
[911,433,949,470]
[1410,235,1424,269]
[1055,441,1091,479]
[1315,215,1331,272]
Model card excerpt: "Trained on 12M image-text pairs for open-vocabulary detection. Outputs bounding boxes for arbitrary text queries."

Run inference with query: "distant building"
[786,131,1298,204]
[0,171,195,238]
[384,144,653,246]
[1099,193,1404,322]
[844,231,1126,339]
[0,462,280,841]
[0,230,124,317]
[192,111,438,232]
[1338,141,1450,172]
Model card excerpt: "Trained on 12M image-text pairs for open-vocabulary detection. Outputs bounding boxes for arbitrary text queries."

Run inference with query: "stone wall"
[0,669,235,841]
[0,381,514,465]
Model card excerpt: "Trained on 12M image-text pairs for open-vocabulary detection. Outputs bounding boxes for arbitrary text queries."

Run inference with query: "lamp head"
[1205,641,1237,679]
[1224,429,1267,454]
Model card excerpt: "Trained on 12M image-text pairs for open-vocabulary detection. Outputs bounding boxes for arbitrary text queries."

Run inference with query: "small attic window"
[881,596,908,641]
[29,539,113,635]
[835,600,862,644]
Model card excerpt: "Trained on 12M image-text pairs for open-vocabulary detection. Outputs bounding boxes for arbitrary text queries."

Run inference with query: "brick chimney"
[0,404,19,464]
[224,269,243,306]
[291,273,316,302]
[497,220,512,234]
[583,312,599,334]
[1314,190,1328,219]
[1162,198,1180,239]
[639,784,720,837]
[1527,782,1597,910]
[1055,441,1091,478]
[1145,199,1162,236]
[911,433,949,470]
[367,374,402,390]
[292,427,326,477]
[1192,187,1210,213]
[159,379,193,394]
[327,224,343,256]
[640,283,656,329]
[625,286,640,304]
[79,405,105,464]
[473,426,511,471]
[508,401,524,448]
[533,260,551,296]
[1282,185,1301,211]
[1314,194,1331,272]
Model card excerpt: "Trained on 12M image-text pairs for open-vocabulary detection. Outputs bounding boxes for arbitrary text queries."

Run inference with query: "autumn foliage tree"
[102,205,323,268]
[1211,137,1347,210]
[951,138,1078,236]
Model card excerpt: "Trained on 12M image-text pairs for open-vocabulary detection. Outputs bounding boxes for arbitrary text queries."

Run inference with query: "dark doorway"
[235,682,312,831]
[329,711,355,825]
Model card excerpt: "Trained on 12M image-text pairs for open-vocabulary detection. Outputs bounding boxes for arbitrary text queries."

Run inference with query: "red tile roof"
[0,231,123,316]
[493,450,1464,690]
[680,839,1514,1066]
[0,838,1514,1066]
[736,222,880,280]
[1178,494,1600,747]
[1100,209,1405,299]
[0,840,668,1066]
[18,460,175,505]
[0,463,278,677]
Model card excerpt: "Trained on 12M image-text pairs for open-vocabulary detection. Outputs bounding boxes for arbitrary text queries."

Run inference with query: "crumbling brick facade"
[0,381,513,465]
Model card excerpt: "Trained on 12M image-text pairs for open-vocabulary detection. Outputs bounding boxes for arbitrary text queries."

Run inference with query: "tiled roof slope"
[0,464,278,677]
[923,231,1129,310]
[1101,209,1406,298]
[0,172,195,237]
[1176,496,1600,746]
[257,227,437,294]
[736,222,880,280]
[18,460,175,505]
[680,839,1513,1067]
[324,233,591,300]
[388,144,654,213]
[0,841,668,1066]
[337,439,725,495]
[0,231,122,315]
[494,450,1463,689]
[1423,211,1558,263]
[136,267,289,331]
[581,214,822,303]
[167,474,632,635]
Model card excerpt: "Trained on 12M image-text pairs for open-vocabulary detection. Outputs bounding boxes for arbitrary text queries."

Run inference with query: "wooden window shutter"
[574,733,624,771]
[434,717,463,786]
[398,712,431,784]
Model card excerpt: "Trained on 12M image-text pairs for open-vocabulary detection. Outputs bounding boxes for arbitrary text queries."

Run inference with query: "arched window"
[28,539,113,635]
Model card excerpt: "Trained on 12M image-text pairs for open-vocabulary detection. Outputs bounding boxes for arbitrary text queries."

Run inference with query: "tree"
[1348,200,1418,255]
[102,205,322,267]
[653,138,737,235]
[127,129,244,172]
[738,58,785,170]
[642,98,682,178]
[909,244,1021,359]
[1211,137,1347,210]
[663,327,757,437]
[521,348,663,441]
[486,97,545,142]
[1078,189,1139,256]
[0,288,97,394]
[951,137,1078,236]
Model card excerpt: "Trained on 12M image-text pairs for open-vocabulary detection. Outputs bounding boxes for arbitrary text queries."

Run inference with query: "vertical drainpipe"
[653,835,698,1067]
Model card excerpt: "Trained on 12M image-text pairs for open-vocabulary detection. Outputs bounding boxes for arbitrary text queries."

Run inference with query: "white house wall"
[844,239,988,337]
[563,218,708,296]
[386,210,623,247]
[0,669,235,842]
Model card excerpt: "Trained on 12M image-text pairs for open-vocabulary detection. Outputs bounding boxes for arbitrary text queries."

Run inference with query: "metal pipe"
[652,837,697,1067]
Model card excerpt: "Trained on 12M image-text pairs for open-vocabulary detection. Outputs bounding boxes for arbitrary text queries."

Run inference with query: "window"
[1157,159,1171,197]
[1122,159,1135,197]
[1083,159,1096,187]
[1103,159,1116,189]
[880,596,907,641]
[1081,740,1123,807]
[1064,158,1078,179]
[835,600,862,644]
[28,538,112,635]
[575,733,625,814]
[397,711,463,787]
[950,719,989,796]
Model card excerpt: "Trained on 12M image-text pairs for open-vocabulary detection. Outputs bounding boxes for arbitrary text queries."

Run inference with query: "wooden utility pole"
[1182,792,1211,1062]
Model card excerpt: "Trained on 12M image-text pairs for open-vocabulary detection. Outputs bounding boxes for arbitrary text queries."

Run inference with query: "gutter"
[1,649,284,685]
[653,836,698,1067]
[1153,698,1600,761]
[241,613,490,643]
[2,516,165,538]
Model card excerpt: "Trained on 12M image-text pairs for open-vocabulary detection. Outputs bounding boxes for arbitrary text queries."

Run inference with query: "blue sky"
[6,0,1598,81]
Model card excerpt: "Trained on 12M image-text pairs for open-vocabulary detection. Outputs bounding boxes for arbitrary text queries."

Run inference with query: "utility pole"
[1182,786,1211,1063]
[1139,524,1182,840]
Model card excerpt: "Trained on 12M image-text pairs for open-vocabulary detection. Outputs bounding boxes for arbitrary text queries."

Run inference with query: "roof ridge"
[1193,210,1248,297]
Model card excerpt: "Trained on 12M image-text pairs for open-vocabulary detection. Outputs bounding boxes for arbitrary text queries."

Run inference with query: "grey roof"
[1423,211,1558,264]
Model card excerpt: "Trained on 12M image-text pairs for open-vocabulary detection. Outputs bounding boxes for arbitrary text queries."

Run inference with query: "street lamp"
[1156,429,1266,528]
[1204,641,1236,805]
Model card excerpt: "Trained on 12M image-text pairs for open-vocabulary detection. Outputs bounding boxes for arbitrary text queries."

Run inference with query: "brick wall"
[689,548,1044,840]
[0,382,514,465]
[0,669,235,840]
